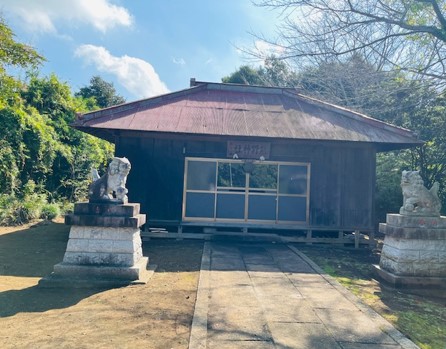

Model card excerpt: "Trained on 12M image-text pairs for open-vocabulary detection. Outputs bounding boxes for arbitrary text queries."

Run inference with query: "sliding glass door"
[183,158,310,224]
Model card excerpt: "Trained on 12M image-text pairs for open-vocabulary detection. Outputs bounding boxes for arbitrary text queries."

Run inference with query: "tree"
[0,18,115,223]
[222,65,265,85]
[0,18,43,71]
[254,0,446,85]
[0,18,46,194]
[297,56,446,216]
[22,74,75,140]
[1,70,113,202]
[0,17,43,109]
[297,54,428,122]
[21,74,114,201]
[76,76,125,108]
[0,106,58,195]
[406,91,446,190]
[263,56,299,87]
[222,56,299,87]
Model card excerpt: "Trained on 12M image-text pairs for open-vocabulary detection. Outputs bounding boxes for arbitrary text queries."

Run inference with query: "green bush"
[0,180,49,225]
[22,198,44,220]
[0,194,15,225]
[40,203,60,220]
[58,201,74,215]
[0,198,43,226]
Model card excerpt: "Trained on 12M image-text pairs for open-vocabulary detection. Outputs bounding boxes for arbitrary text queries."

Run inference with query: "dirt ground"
[1,221,445,349]
[0,220,203,349]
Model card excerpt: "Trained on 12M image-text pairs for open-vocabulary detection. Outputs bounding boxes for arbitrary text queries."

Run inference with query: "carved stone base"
[62,226,144,266]
[379,214,446,277]
[373,265,446,298]
[376,214,446,296]
[39,202,151,288]
[39,258,155,288]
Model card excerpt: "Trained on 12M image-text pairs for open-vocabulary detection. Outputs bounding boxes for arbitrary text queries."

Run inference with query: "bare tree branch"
[251,0,446,83]
[346,0,446,41]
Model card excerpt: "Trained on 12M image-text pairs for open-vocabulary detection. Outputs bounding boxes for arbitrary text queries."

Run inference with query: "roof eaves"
[72,126,420,150]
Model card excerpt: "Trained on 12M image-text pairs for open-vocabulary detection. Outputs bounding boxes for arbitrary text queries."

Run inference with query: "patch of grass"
[321,263,338,276]
[335,276,380,301]
[397,311,446,349]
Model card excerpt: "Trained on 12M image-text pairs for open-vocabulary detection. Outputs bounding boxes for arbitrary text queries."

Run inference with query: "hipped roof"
[73,80,422,151]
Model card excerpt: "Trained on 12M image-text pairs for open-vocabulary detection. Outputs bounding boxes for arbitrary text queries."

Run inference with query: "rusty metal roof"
[73,81,422,150]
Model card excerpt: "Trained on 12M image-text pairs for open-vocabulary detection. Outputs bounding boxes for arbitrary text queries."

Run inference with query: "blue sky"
[1,0,282,101]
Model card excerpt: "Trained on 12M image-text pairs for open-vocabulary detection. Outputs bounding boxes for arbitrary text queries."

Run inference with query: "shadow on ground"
[0,221,70,277]
[0,285,104,317]
[0,221,109,317]
[143,239,203,273]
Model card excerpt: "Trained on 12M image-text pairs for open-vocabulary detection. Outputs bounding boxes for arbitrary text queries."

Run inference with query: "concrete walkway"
[189,242,420,349]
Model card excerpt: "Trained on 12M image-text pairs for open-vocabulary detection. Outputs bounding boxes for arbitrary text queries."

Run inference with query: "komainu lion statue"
[88,157,131,203]
[399,170,441,216]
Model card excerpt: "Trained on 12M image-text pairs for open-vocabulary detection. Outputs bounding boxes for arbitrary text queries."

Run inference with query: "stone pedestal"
[374,214,446,297]
[39,202,152,288]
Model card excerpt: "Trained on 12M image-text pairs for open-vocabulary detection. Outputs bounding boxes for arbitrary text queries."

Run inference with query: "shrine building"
[73,79,422,245]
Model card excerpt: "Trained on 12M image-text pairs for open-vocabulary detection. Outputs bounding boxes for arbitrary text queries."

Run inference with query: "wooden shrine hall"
[73,79,422,245]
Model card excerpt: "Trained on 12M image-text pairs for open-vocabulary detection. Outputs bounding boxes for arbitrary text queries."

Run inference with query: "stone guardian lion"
[399,170,441,216]
[88,157,131,204]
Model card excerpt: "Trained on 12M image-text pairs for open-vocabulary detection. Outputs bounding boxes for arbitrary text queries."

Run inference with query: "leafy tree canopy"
[0,72,114,202]
[0,18,115,223]
[222,56,298,87]
[0,18,43,71]
[0,17,44,109]
[76,75,126,109]
[222,65,265,85]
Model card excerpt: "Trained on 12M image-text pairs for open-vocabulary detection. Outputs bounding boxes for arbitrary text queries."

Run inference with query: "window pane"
[279,165,307,195]
[248,195,276,220]
[185,192,215,218]
[216,194,245,219]
[249,164,277,189]
[186,161,216,191]
[217,163,246,188]
[278,196,307,221]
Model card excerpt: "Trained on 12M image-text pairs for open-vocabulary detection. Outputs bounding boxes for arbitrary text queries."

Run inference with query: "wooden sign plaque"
[227,141,271,159]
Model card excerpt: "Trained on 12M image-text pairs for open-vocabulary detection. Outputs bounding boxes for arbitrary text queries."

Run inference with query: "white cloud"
[2,0,132,33]
[75,45,169,99]
[172,57,186,66]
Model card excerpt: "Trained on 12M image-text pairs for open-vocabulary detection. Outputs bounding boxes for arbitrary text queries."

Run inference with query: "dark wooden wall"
[116,133,376,230]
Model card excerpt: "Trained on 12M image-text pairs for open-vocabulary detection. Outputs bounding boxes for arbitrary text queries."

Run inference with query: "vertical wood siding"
[117,136,375,230]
